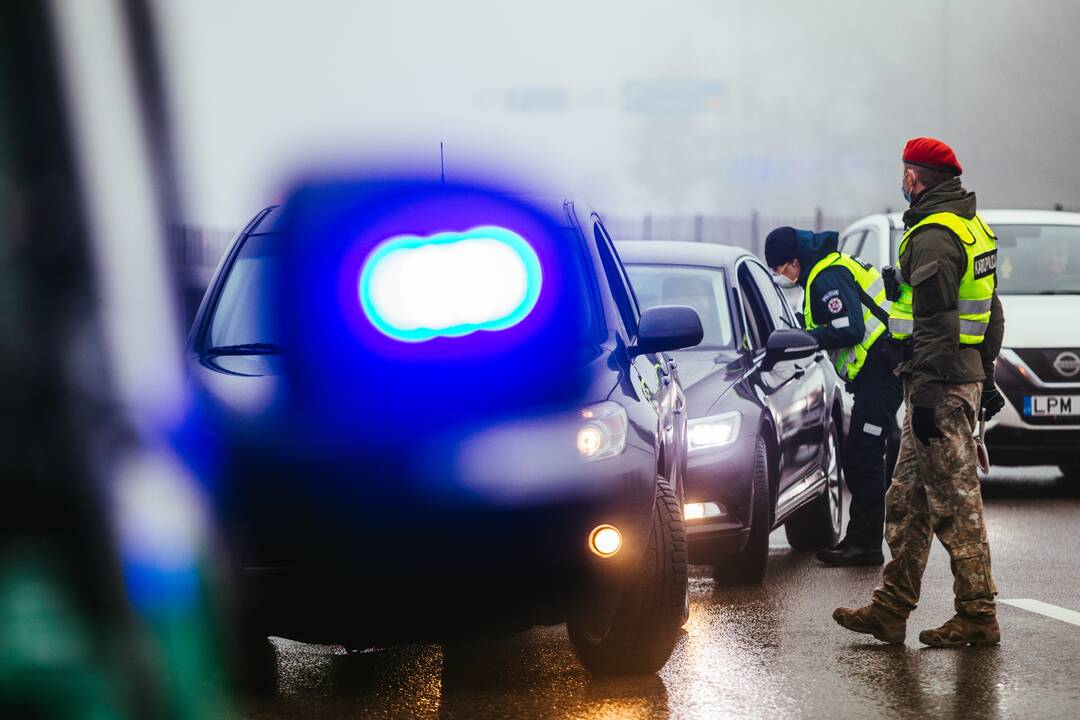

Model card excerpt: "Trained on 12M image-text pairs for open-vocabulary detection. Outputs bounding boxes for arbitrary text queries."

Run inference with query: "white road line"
[1000,599,1080,627]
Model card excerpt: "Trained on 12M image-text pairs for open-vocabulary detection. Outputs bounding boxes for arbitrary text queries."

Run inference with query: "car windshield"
[625,264,734,349]
[206,232,283,350]
[994,224,1080,294]
[205,225,605,352]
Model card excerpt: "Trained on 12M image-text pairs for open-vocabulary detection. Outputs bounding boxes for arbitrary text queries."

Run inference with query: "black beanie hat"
[764,226,798,269]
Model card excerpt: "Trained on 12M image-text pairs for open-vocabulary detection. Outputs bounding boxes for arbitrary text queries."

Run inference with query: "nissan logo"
[1053,351,1080,378]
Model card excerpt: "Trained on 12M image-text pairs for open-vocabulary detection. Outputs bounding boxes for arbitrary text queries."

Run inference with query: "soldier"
[833,137,1007,647]
[765,227,902,566]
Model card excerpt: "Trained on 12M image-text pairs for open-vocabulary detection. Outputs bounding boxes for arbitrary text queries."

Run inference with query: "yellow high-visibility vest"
[804,252,889,382]
[889,212,997,344]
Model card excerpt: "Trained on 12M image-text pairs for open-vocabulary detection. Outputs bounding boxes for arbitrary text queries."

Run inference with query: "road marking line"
[1000,599,1080,627]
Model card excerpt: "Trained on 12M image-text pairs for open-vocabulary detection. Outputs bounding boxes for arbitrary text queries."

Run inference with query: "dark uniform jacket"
[896,178,1005,407]
[794,229,865,351]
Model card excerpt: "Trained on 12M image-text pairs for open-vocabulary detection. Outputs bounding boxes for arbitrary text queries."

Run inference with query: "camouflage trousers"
[872,381,997,618]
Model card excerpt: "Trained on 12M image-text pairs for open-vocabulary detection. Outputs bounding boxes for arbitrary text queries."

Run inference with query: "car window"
[593,222,639,337]
[839,229,865,258]
[206,233,282,348]
[736,262,774,349]
[624,264,734,349]
[994,224,1080,294]
[746,261,793,331]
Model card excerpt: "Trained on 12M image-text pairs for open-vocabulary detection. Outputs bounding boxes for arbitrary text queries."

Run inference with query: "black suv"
[188,180,703,676]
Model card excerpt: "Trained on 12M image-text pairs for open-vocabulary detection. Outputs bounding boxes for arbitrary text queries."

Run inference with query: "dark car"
[617,241,847,584]
[187,186,703,676]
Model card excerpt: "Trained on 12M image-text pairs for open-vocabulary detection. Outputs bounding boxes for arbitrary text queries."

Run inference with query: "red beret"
[902,137,962,176]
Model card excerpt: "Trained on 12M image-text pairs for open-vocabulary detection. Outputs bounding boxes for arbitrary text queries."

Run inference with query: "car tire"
[231,632,277,696]
[567,478,688,675]
[715,437,770,585]
[784,421,843,551]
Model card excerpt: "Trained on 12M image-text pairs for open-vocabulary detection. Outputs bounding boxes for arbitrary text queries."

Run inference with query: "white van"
[839,210,1080,478]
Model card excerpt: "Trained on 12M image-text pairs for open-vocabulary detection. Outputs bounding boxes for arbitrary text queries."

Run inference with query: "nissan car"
[840,209,1080,478]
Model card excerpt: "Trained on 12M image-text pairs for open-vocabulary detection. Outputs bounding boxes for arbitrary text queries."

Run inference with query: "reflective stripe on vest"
[803,252,889,382]
[888,212,997,344]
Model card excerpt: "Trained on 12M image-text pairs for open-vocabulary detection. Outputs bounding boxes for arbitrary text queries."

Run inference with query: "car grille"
[1011,348,1080,383]
[997,349,1080,427]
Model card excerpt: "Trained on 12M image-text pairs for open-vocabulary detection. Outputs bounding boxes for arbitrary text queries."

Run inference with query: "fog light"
[589,524,622,557]
[683,502,726,520]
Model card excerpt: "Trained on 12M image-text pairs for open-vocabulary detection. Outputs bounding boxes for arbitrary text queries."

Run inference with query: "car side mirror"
[631,305,704,357]
[762,328,817,370]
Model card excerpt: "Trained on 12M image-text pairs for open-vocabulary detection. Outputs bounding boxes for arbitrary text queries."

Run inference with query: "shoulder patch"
[826,296,844,314]
[973,250,997,279]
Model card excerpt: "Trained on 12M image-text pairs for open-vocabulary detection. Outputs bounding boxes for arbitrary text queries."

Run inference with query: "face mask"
[901,173,914,204]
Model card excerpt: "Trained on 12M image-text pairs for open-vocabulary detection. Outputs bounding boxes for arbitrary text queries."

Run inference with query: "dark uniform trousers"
[841,340,903,550]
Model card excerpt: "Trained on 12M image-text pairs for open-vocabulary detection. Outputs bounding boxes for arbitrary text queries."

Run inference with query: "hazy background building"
[156,0,1080,232]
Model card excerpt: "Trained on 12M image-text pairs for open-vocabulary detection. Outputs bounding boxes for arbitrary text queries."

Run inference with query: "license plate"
[1024,395,1080,416]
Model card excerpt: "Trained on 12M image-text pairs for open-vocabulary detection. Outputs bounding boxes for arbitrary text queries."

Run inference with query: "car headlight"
[687,412,741,452]
[577,402,628,461]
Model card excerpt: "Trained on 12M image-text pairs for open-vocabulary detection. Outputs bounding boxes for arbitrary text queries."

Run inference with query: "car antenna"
[440,141,446,185]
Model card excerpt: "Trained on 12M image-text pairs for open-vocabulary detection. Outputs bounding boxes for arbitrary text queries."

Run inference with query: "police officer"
[833,137,1006,647]
[765,226,902,566]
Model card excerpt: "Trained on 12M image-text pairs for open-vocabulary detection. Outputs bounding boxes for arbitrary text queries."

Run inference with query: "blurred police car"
[188,181,704,677]
[619,242,847,584]
[840,209,1080,477]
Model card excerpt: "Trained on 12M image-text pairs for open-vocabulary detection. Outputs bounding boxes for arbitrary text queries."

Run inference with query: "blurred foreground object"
[1,0,228,717]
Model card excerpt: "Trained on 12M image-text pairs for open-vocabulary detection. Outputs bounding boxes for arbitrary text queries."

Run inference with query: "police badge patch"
[827,296,844,314]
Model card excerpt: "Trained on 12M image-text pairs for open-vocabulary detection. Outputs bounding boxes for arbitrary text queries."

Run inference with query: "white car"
[839,209,1080,478]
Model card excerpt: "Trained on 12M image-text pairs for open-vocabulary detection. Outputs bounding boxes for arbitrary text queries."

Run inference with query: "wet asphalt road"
[244,467,1080,719]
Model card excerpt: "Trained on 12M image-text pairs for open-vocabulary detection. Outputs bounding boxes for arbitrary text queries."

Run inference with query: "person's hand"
[911,406,944,445]
[981,386,1006,421]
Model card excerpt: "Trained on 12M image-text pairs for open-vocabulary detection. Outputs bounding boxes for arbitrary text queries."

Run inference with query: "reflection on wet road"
[244,468,1080,719]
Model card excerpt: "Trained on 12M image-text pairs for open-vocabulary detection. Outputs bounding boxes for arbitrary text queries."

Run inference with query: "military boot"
[832,604,906,644]
[919,614,1000,647]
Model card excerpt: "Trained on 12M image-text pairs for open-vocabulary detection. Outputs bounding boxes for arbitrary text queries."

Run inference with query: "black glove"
[911,406,944,446]
[882,266,901,302]
[981,386,1006,421]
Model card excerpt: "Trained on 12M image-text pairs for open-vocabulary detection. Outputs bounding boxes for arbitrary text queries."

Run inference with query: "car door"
[737,259,827,491]
[593,219,684,491]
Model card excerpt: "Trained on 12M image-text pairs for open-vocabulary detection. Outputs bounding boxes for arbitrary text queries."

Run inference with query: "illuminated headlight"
[577,402,628,461]
[359,226,542,342]
[687,412,741,452]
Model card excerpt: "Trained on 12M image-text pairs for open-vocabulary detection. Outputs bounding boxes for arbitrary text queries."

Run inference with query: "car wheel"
[230,632,277,696]
[715,436,770,585]
[567,478,688,675]
[784,421,843,550]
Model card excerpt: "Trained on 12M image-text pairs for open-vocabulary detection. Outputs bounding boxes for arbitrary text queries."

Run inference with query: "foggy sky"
[156,0,1080,229]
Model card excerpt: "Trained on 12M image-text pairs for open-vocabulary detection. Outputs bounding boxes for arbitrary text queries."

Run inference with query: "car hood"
[1000,295,1080,348]
[190,345,619,423]
[670,349,749,418]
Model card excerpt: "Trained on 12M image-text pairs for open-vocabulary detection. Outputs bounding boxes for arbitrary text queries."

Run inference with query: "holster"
[882,266,901,302]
